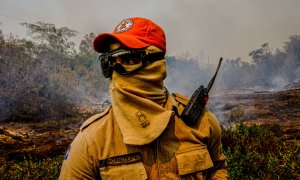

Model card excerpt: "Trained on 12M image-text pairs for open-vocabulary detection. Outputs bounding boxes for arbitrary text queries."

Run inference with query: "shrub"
[0,154,64,179]
[222,123,300,179]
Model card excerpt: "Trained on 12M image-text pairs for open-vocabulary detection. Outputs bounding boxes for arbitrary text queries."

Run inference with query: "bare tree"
[21,22,78,54]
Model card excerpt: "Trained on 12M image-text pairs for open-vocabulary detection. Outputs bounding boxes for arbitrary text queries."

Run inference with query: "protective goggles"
[98,49,165,78]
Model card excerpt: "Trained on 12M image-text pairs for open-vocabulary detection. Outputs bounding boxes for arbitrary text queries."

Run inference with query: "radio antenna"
[207,57,223,93]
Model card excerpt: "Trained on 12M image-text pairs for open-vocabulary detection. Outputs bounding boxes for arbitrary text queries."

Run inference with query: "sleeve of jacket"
[59,131,97,180]
[205,111,229,179]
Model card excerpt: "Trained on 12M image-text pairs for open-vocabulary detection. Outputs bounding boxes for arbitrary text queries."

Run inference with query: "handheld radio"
[181,57,223,126]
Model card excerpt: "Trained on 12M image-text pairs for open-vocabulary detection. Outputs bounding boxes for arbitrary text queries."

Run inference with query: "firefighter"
[59,17,228,179]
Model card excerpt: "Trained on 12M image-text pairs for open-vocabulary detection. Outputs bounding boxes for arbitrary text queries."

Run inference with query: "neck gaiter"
[110,59,173,145]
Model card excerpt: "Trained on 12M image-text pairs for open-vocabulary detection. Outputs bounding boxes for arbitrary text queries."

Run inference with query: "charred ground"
[209,85,300,140]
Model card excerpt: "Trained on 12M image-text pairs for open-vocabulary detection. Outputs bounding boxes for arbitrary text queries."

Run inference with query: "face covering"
[109,46,173,145]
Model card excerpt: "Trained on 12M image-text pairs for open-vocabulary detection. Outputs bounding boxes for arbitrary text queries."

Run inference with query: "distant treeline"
[218,39,300,90]
[0,21,299,121]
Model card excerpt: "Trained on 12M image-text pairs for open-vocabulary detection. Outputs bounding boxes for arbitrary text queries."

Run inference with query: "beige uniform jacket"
[59,93,228,180]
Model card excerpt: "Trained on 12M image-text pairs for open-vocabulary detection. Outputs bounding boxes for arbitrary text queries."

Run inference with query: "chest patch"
[99,152,142,167]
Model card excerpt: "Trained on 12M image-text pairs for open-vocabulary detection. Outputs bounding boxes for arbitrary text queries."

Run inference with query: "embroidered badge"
[135,111,150,128]
[115,19,133,33]
[99,152,142,167]
[64,146,71,160]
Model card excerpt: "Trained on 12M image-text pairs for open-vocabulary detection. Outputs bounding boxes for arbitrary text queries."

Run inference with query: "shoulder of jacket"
[80,105,112,131]
[205,109,222,129]
[172,93,219,128]
[171,93,189,106]
[171,93,189,116]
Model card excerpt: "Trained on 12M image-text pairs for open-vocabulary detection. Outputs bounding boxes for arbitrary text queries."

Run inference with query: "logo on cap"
[115,19,133,33]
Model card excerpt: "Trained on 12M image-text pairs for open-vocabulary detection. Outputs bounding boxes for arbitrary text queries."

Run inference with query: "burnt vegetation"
[0,22,108,122]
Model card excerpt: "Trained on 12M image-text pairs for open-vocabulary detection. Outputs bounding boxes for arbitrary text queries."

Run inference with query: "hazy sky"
[0,0,300,62]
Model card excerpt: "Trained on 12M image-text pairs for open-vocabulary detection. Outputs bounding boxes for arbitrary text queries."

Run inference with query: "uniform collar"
[163,89,179,114]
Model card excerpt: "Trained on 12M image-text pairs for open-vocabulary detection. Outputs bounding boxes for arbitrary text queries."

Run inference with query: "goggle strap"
[144,52,165,61]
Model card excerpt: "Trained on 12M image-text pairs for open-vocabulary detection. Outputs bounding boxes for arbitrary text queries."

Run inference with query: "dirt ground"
[0,86,299,165]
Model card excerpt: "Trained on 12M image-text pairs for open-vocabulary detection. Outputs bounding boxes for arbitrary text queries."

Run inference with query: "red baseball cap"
[93,17,166,53]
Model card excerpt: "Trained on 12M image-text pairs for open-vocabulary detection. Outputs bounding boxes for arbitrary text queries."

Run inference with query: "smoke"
[1,0,300,62]
[165,56,214,96]
[165,36,300,98]
[164,37,300,125]
[270,76,290,90]
[215,37,300,92]
[165,36,300,96]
